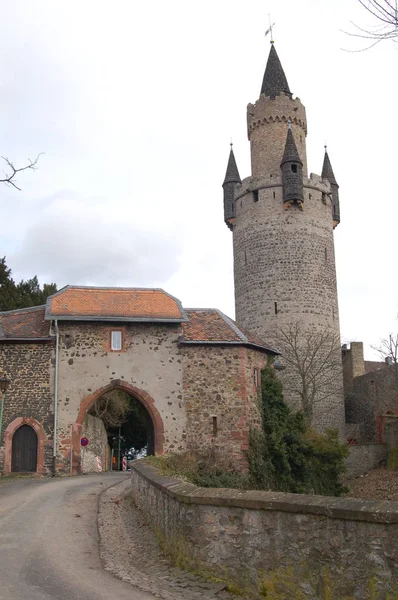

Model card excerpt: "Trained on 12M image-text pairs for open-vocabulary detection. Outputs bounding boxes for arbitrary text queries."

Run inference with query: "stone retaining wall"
[131,460,398,599]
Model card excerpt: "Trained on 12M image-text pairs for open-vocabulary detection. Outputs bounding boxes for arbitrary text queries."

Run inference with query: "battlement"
[247,94,307,136]
[235,175,331,202]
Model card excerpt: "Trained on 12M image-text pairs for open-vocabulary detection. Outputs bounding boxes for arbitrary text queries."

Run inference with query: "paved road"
[0,473,157,600]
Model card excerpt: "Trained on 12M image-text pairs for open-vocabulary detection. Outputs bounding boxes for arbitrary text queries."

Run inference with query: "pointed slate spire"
[223,144,241,230]
[280,122,302,167]
[223,145,241,185]
[322,149,338,185]
[260,44,292,99]
[280,122,303,207]
[322,147,340,226]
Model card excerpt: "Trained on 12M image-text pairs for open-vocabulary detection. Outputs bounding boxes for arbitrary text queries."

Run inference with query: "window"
[111,330,123,351]
[253,190,259,202]
[212,416,218,437]
[254,368,260,389]
[291,164,297,173]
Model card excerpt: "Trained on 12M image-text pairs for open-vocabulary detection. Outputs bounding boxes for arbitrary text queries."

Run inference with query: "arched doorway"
[11,425,38,472]
[71,380,164,475]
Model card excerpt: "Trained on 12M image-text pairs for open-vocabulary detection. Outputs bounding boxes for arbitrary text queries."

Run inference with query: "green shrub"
[387,447,398,470]
[247,361,348,496]
[146,450,248,489]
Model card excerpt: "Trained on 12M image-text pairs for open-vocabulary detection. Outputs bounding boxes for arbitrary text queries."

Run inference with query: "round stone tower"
[222,43,345,435]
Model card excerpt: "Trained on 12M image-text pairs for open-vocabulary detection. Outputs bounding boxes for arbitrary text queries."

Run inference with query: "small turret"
[280,122,303,209]
[260,44,292,99]
[223,144,241,230]
[322,148,340,227]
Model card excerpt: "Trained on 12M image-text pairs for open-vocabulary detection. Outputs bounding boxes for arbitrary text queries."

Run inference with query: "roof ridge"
[51,285,169,292]
[0,304,46,315]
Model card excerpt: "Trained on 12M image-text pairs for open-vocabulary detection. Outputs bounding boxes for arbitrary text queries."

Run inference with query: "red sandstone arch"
[71,380,165,475]
[3,417,48,475]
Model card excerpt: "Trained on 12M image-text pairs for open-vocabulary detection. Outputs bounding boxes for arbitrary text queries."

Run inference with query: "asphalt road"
[0,472,157,600]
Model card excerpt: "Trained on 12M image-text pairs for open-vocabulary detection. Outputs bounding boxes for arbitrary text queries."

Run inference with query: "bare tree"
[372,333,398,365]
[0,154,42,191]
[89,389,130,428]
[344,1,398,49]
[274,323,343,425]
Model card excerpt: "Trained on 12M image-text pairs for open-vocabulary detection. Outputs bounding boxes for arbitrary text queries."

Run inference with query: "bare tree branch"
[372,333,398,364]
[342,0,398,50]
[0,154,43,191]
[274,323,342,425]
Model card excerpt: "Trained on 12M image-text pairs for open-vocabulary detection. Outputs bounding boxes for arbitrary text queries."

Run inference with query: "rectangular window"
[254,367,260,389]
[212,416,218,437]
[111,330,123,351]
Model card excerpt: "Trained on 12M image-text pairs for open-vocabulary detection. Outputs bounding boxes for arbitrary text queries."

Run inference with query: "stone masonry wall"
[131,461,398,599]
[350,365,398,444]
[342,342,366,395]
[182,345,267,467]
[247,93,308,177]
[56,321,185,472]
[346,444,387,477]
[81,413,109,473]
[233,175,345,435]
[0,342,54,473]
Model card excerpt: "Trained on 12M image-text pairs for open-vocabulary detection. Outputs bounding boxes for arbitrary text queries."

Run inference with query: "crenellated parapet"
[247,93,307,178]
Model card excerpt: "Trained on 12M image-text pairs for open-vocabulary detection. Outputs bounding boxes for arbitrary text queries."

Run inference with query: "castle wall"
[181,345,266,467]
[0,342,54,474]
[81,413,109,473]
[131,460,398,599]
[342,342,366,394]
[350,365,398,444]
[55,321,186,471]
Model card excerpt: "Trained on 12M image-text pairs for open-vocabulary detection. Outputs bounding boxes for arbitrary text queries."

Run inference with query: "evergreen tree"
[0,257,57,311]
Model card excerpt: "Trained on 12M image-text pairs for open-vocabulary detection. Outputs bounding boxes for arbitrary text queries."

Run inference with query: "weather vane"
[265,14,275,44]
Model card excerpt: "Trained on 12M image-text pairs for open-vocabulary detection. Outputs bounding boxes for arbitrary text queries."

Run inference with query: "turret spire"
[260,45,292,99]
[322,147,340,227]
[280,124,304,208]
[222,145,241,230]
[322,147,338,185]
[280,122,302,167]
[223,144,241,186]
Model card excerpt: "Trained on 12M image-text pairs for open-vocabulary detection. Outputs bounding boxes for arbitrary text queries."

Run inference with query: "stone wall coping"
[132,460,398,524]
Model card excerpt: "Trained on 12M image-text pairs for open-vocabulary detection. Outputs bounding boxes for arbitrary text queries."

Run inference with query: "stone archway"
[71,379,165,475]
[3,417,48,475]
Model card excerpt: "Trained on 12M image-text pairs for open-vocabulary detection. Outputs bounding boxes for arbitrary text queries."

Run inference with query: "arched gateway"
[71,380,165,475]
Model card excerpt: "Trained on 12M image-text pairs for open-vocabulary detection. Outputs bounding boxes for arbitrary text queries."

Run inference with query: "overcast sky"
[1,0,396,359]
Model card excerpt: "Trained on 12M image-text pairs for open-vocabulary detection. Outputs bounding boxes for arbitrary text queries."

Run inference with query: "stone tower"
[222,43,345,435]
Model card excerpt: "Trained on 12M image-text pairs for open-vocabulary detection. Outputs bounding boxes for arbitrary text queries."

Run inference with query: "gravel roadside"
[98,479,247,600]
[345,467,398,501]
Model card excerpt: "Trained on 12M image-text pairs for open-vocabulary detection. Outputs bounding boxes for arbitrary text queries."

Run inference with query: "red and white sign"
[96,456,102,472]
[122,456,127,471]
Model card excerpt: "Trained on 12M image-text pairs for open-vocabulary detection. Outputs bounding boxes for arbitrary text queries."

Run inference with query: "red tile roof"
[0,306,51,339]
[46,287,186,322]
[181,309,278,354]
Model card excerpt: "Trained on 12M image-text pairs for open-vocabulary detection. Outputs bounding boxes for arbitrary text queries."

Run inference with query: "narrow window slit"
[274,302,278,315]
[212,417,218,437]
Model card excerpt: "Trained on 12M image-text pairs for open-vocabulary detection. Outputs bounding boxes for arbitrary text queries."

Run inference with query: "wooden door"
[11,425,38,472]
